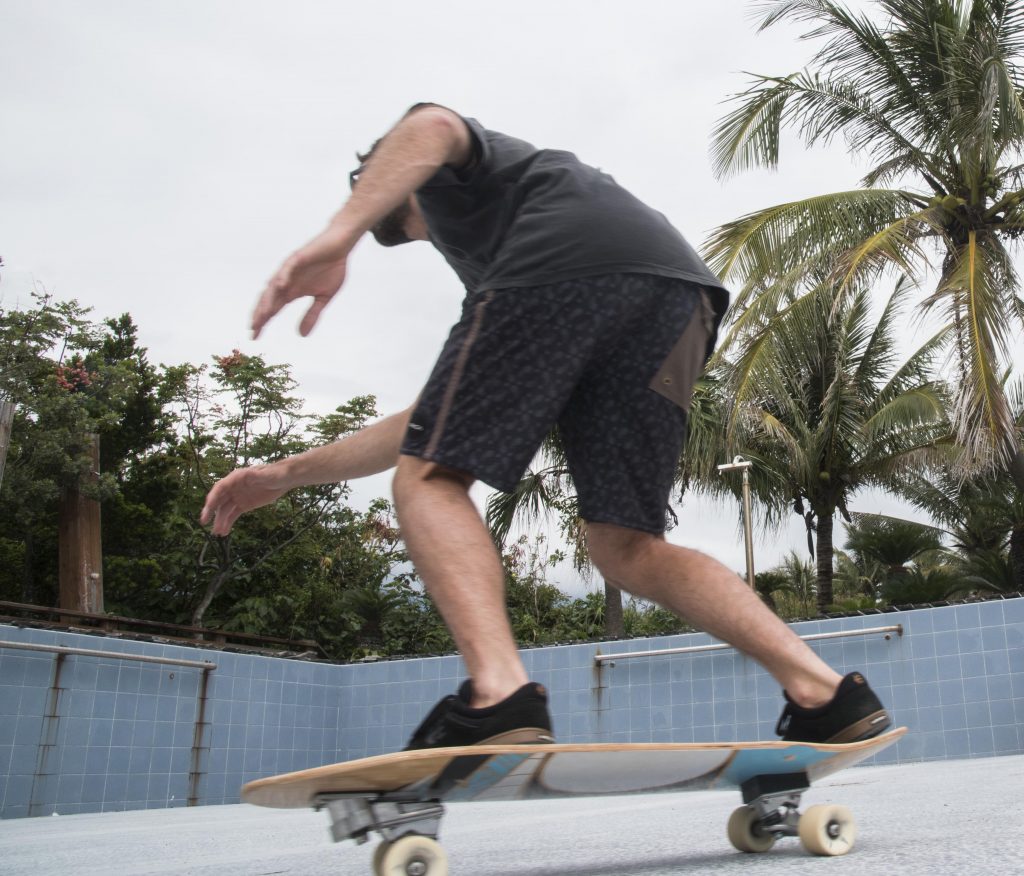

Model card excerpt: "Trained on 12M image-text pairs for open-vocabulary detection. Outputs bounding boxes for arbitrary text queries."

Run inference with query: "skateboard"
[242,726,906,874]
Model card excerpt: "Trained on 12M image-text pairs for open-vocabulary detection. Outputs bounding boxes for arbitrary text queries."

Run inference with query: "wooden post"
[0,399,14,492]
[58,433,103,614]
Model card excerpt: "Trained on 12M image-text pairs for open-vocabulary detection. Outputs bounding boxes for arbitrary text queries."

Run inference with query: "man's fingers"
[203,499,240,537]
[200,485,222,525]
[201,475,240,532]
[212,503,239,537]
[299,298,328,337]
[251,258,298,338]
[251,286,283,339]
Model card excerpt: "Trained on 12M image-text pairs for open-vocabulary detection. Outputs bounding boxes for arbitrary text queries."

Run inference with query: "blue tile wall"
[1,596,1022,818]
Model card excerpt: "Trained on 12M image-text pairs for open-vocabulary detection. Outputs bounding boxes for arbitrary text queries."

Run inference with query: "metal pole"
[593,624,903,664]
[717,456,755,588]
[741,466,755,589]
[0,639,217,670]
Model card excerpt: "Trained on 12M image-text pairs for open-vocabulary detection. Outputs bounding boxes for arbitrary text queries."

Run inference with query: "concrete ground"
[2,755,1021,875]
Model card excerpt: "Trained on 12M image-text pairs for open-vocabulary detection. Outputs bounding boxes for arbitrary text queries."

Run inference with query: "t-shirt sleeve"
[413,111,489,188]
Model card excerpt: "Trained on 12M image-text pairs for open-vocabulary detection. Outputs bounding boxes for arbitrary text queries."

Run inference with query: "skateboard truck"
[316,793,445,845]
[729,770,857,856]
[315,794,450,875]
[740,771,809,839]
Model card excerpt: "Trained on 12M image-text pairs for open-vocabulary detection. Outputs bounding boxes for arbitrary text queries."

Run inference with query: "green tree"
[832,548,886,609]
[707,0,1024,497]
[95,316,184,618]
[767,551,820,618]
[686,281,948,610]
[157,353,384,629]
[753,568,791,611]
[896,444,1024,592]
[0,293,144,603]
[843,512,946,578]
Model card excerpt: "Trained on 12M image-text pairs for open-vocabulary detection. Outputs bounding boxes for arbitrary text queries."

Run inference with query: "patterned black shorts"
[401,273,712,533]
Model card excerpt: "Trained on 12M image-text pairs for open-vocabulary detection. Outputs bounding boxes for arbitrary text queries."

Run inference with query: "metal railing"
[593,624,903,665]
[0,638,215,810]
[0,638,216,670]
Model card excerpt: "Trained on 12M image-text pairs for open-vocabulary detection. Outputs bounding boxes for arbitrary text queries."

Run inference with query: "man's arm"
[200,406,413,536]
[251,105,472,338]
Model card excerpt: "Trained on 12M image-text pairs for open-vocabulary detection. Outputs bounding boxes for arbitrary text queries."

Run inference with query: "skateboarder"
[201,103,891,750]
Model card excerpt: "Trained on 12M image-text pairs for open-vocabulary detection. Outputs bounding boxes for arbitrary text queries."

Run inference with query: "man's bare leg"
[587,523,842,709]
[392,455,529,708]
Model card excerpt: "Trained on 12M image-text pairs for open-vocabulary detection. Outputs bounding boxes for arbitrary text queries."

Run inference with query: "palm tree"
[707,0,1024,490]
[896,435,1024,588]
[843,512,946,580]
[773,551,820,617]
[833,548,887,606]
[686,279,948,610]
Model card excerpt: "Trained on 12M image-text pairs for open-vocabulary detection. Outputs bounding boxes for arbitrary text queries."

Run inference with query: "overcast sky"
[2,0,947,594]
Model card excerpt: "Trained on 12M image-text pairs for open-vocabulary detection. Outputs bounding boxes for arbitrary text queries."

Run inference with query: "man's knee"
[586,522,663,586]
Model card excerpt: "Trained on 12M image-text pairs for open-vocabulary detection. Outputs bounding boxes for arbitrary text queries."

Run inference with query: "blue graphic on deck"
[723,746,833,785]
[444,754,534,802]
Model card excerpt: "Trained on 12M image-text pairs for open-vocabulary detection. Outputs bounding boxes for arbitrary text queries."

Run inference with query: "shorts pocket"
[648,287,713,412]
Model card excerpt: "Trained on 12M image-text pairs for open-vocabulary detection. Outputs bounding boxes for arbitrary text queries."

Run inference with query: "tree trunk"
[1010,525,1024,594]
[603,579,624,638]
[193,536,232,627]
[21,527,36,604]
[0,400,14,493]
[815,510,835,614]
[192,569,228,628]
[58,434,103,614]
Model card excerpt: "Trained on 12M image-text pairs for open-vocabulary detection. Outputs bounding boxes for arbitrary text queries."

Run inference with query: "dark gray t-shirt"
[415,117,729,307]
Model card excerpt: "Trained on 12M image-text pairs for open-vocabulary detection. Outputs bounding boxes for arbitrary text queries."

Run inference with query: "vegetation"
[708,0,1024,489]
[4,1,1024,659]
[684,280,947,611]
[0,294,686,658]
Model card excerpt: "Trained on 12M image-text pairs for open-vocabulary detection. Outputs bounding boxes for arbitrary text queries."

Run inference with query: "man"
[201,103,891,750]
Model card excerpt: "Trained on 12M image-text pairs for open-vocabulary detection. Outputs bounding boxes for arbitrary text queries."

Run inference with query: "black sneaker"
[776,672,892,744]
[405,680,555,750]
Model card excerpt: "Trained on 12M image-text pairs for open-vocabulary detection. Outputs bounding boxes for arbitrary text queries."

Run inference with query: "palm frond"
[749,1,961,165]
[712,67,949,182]
[703,189,927,300]
[930,231,1017,462]
[484,465,568,549]
[860,387,947,446]
[836,207,943,289]
[710,73,794,178]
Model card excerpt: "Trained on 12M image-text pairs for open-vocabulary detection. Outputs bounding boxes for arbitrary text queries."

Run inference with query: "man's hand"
[251,224,353,339]
[200,465,290,536]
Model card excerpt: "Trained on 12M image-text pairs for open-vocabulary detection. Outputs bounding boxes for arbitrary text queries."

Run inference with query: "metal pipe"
[28,652,65,817]
[594,624,903,664]
[188,666,212,807]
[717,456,755,588]
[0,639,216,670]
[741,466,755,589]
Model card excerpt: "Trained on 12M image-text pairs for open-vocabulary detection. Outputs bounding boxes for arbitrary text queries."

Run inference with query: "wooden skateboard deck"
[242,728,906,872]
[243,727,906,807]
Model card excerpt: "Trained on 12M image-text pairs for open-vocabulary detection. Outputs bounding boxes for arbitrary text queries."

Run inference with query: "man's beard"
[371,202,413,247]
